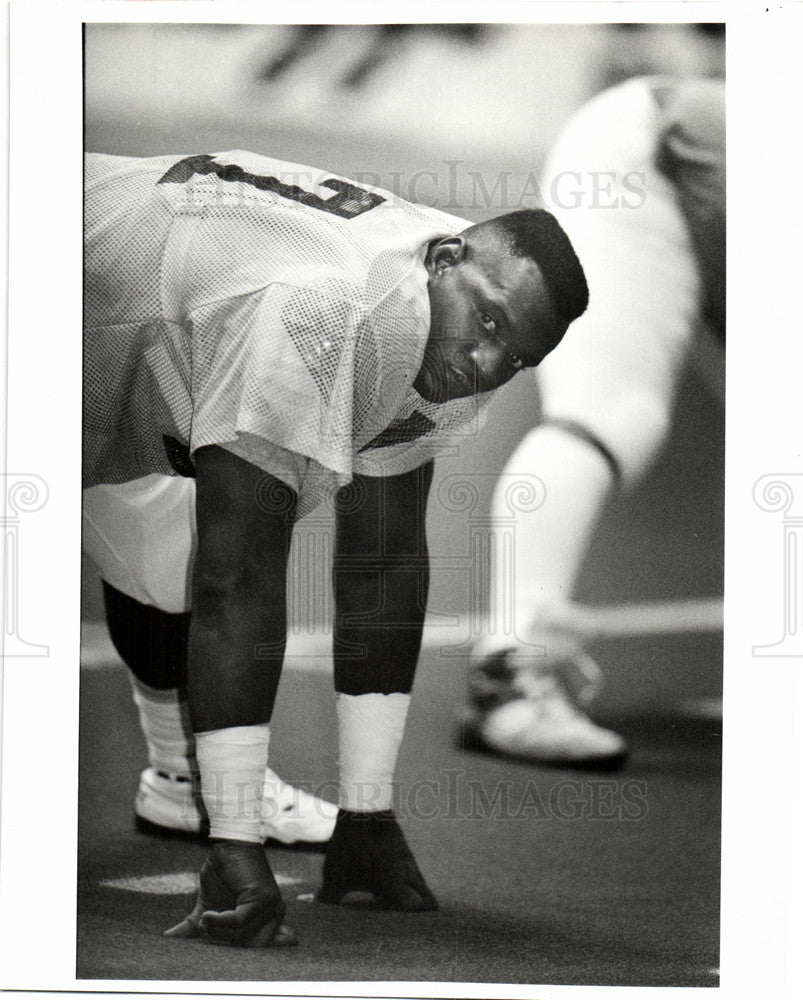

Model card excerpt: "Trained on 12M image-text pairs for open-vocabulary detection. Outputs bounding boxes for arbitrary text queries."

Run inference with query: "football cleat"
[317,808,438,911]
[134,765,200,837]
[462,638,628,768]
[135,766,338,848]
[260,768,339,847]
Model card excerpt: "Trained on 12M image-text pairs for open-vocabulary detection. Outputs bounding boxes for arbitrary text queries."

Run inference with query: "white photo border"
[2,2,802,998]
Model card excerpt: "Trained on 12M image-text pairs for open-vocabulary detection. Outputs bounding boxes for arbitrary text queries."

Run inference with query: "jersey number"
[158,153,385,220]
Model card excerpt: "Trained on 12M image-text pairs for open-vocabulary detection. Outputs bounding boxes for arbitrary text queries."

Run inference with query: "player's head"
[413,209,588,403]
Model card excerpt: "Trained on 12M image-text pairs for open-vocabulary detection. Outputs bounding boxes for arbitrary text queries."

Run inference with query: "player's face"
[413,234,567,404]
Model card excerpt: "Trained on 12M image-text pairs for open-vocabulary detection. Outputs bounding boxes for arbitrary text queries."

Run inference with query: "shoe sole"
[263,838,329,854]
[456,719,629,772]
[135,813,207,841]
[134,813,329,851]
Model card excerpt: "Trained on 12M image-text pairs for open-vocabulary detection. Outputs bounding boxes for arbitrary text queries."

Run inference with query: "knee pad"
[103,581,190,690]
[548,390,672,490]
[541,418,623,486]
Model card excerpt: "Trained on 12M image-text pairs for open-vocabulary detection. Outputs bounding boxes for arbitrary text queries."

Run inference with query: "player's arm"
[188,444,297,733]
[332,461,434,693]
[165,445,300,946]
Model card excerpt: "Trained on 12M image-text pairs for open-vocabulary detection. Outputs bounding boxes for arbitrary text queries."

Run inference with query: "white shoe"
[135,766,201,835]
[260,767,338,846]
[463,643,627,767]
[134,765,338,846]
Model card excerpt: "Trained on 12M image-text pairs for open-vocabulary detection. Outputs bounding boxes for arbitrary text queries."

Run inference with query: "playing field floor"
[77,638,721,988]
[76,362,723,988]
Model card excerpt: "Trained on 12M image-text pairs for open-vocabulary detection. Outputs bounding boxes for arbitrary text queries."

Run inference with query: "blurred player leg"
[466,425,626,764]
[82,473,337,845]
[466,78,701,765]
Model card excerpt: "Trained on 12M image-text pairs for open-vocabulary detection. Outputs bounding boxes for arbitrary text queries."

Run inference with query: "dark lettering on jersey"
[157,154,385,220]
[358,411,437,452]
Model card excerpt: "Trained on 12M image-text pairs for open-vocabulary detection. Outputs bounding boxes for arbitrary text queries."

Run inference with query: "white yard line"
[81,597,723,672]
[584,597,724,637]
[99,871,300,895]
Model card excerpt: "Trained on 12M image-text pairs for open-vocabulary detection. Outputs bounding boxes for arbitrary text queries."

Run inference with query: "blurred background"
[82,22,725,715]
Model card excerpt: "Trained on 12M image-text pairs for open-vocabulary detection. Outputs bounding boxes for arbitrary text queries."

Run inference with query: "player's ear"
[426,235,466,276]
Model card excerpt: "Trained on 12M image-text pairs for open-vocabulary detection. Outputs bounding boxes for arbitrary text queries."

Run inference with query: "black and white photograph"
[1,2,802,998]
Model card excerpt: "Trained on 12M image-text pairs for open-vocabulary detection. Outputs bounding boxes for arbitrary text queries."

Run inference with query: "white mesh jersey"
[84,150,489,515]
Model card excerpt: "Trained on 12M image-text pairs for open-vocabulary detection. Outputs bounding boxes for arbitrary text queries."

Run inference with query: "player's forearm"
[332,463,433,694]
[188,569,288,732]
[188,446,297,733]
[332,559,429,694]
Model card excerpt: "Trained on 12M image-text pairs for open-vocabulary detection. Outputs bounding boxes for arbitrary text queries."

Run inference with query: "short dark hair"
[491,209,589,324]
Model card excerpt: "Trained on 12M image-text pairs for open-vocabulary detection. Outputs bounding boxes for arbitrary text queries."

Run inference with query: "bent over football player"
[83,150,588,947]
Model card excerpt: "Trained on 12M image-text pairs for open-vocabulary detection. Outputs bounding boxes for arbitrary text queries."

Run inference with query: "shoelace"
[515,673,585,723]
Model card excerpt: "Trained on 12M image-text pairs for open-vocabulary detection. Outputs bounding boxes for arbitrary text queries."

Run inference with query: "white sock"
[129,677,194,778]
[129,679,292,819]
[196,725,271,843]
[488,424,614,644]
[336,692,410,812]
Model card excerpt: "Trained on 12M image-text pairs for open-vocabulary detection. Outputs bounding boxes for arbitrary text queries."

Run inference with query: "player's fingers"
[272,922,299,946]
[251,919,299,948]
[199,901,259,935]
[200,896,281,937]
[163,916,202,939]
[200,907,297,947]
[376,871,439,912]
[163,897,205,938]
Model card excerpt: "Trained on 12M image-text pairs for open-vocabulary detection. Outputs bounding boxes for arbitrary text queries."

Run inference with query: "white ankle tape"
[129,677,194,777]
[195,724,270,842]
[336,692,410,812]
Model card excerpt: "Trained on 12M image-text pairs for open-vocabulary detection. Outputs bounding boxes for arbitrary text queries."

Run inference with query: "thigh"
[538,79,701,482]
[82,474,197,612]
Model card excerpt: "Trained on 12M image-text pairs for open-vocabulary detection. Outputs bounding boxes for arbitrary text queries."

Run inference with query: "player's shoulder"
[84,150,202,195]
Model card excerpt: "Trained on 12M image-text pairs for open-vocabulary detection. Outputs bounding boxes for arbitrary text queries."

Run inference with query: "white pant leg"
[82,474,196,612]
[539,77,701,488]
[486,80,703,641]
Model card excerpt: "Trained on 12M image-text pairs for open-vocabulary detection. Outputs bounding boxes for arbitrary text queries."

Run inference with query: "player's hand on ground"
[165,838,298,947]
[317,809,438,912]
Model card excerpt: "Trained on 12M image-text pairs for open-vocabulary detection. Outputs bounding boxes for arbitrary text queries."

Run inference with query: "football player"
[83,478,339,848]
[464,77,725,766]
[83,150,588,946]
